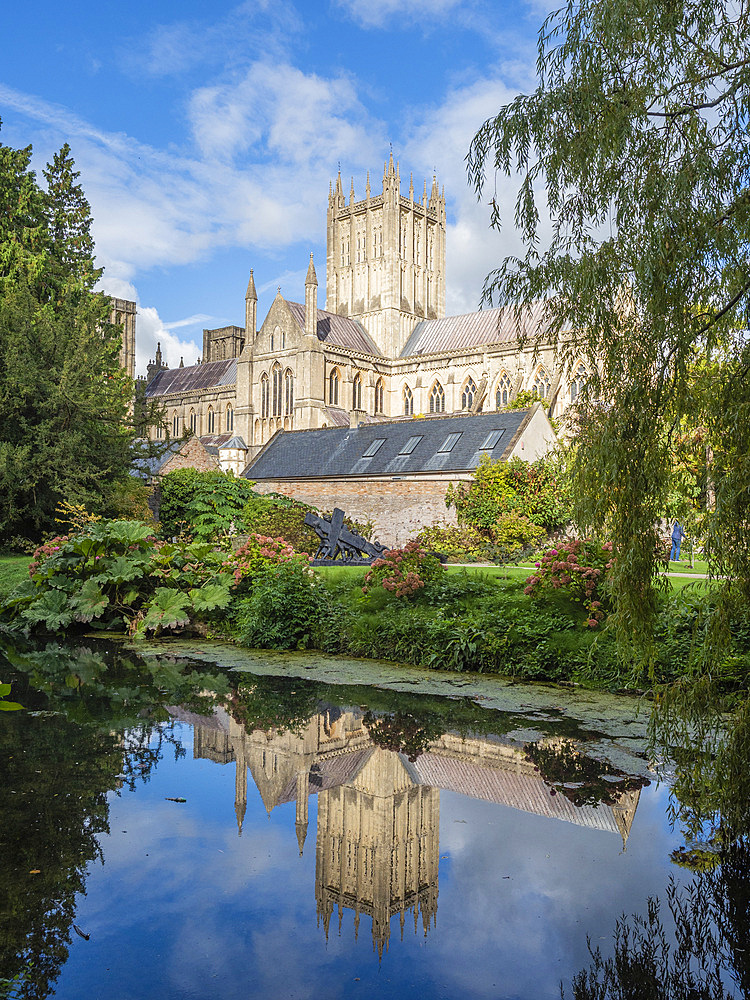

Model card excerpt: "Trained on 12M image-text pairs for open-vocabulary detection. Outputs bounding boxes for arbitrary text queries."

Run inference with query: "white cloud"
[402,75,553,314]
[334,0,465,29]
[0,58,385,291]
[135,306,204,374]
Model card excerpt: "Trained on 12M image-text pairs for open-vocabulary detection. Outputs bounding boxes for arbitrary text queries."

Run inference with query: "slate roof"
[145,358,237,397]
[400,301,552,357]
[287,302,384,357]
[131,440,184,478]
[245,409,531,480]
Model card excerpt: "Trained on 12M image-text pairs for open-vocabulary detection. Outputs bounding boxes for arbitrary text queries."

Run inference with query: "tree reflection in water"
[567,668,750,999]
[567,837,750,999]
[0,639,229,1000]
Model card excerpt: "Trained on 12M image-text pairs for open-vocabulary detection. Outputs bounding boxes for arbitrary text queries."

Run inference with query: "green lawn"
[0,556,29,601]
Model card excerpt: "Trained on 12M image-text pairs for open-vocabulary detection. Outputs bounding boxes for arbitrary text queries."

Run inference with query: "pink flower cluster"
[524,538,613,628]
[363,540,442,599]
[223,533,308,588]
[29,535,69,577]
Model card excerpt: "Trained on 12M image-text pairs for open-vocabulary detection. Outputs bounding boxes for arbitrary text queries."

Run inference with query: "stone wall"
[251,475,466,546]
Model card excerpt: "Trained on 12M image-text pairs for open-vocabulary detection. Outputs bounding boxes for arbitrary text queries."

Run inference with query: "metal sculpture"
[304,508,388,564]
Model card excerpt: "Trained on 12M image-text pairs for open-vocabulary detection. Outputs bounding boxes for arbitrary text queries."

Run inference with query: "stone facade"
[143,155,591,458]
[110,297,136,381]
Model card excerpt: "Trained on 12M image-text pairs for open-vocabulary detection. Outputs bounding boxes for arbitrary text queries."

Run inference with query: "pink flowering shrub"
[29,535,70,577]
[362,541,443,599]
[524,539,613,627]
[223,534,310,592]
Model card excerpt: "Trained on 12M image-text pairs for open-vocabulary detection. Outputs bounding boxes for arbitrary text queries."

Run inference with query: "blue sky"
[0,0,549,375]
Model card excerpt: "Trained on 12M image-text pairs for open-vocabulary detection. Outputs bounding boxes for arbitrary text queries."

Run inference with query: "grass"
[0,556,28,601]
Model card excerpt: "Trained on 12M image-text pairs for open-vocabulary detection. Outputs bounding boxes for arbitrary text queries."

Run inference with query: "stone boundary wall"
[250,476,467,547]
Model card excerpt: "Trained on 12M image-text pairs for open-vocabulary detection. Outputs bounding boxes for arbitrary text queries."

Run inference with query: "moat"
[1,639,742,999]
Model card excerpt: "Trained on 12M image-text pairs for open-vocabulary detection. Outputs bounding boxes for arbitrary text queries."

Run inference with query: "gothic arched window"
[207,407,215,434]
[172,412,179,436]
[532,366,551,399]
[461,376,477,410]
[374,378,384,414]
[284,369,294,416]
[352,373,362,411]
[189,410,197,434]
[403,385,413,416]
[226,403,234,432]
[260,373,269,418]
[429,381,445,414]
[495,371,512,409]
[272,363,283,417]
[154,422,163,440]
[570,362,588,402]
[329,368,340,406]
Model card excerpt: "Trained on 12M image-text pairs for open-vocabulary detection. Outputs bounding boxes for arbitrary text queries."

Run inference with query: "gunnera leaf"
[189,582,232,613]
[72,579,110,623]
[21,589,75,631]
[141,588,192,633]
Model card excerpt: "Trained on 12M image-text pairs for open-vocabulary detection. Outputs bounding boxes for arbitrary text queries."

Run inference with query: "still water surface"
[0,640,703,999]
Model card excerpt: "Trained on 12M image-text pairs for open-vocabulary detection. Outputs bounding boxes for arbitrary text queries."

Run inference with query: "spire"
[155,342,162,367]
[179,357,184,368]
[305,252,317,286]
[305,253,318,339]
[349,176,355,204]
[423,178,427,204]
[409,172,414,201]
[235,799,246,836]
[430,173,439,207]
[366,170,371,198]
[388,149,395,176]
[245,269,258,339]
[295,819,308,855]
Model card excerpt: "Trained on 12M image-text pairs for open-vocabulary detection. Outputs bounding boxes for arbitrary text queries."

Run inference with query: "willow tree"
[468,0,750,655]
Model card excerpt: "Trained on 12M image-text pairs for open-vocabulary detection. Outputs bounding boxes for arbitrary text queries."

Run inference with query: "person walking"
[670,521,685,562]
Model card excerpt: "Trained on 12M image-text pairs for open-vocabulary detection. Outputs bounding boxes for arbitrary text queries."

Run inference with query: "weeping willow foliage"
[467,0,750,662]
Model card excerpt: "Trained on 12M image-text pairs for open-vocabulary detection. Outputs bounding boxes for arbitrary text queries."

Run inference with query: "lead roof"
[400,301,551,357]
[286,302,383,356]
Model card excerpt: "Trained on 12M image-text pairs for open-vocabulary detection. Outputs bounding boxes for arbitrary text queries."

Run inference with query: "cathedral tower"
[326,154,446,359]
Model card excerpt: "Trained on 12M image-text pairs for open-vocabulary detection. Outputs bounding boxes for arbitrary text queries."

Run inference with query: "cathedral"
[142,153,587,460]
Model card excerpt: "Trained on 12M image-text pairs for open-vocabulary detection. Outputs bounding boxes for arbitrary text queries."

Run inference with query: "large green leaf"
[98,554,149,584]
[140,588,192,633]
[189,582,232,613]
[72,579,110,623]
[21,589,75,630]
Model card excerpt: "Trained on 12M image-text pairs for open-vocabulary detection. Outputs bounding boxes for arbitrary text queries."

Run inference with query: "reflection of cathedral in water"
[174,704,640,958]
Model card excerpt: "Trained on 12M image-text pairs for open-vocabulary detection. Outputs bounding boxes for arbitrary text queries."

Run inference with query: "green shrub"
[233,560,325,650]
[416,523,490,561]
[417,515,545,564]
[446,453,573,532]
[1,519,231,636]
[159,469,257,541]
[244,497,320,552]
[487,514,546,561]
